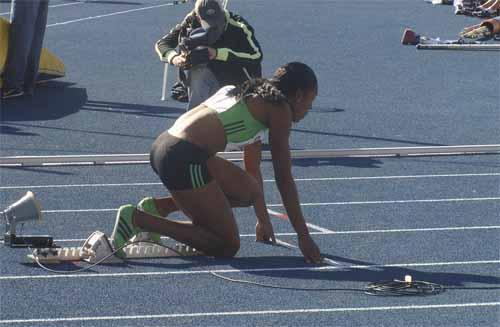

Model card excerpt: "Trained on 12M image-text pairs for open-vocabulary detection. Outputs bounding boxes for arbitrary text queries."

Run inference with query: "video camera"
[179,27,213,67]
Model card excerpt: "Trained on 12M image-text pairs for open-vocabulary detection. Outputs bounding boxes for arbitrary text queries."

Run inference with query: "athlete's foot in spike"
[111,205,143,257]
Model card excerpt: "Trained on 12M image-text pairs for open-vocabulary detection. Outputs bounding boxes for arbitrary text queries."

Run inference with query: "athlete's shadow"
[260,143,383,168]
[225,254,500,289]
[23,253,500,289]
[117,253,500,290]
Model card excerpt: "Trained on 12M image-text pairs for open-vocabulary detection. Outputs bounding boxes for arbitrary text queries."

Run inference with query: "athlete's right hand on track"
[298,234,322,264]
[255,220,276,244]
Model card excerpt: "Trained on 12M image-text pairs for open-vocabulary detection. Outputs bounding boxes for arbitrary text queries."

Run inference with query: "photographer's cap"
[195,0,226,32]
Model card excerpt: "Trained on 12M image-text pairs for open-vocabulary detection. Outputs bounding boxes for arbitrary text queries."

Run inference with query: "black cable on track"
[365,279,445,296]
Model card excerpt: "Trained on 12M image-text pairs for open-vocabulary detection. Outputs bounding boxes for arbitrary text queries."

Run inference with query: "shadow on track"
[293,157,383,169]
[1,82,86,122]
[226,254,500,290]
[291,128,446,147]
[81,100,185,119]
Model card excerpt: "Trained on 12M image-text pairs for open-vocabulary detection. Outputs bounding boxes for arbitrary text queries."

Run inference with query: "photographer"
[155,0,263,109]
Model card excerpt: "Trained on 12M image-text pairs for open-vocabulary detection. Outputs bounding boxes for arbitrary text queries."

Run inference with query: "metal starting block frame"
[27,231,200,264]
[417,43,500,51]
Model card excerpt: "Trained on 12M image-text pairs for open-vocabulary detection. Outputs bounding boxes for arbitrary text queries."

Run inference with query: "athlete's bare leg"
[134,180,240,257]
[147,156,262,214]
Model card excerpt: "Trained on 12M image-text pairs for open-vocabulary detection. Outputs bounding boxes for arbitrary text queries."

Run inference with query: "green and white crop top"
[204,85,268,151]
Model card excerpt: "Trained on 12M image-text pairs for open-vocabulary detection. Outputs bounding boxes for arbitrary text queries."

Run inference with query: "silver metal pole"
[1,145,499,167]
[9,0,14,22]
[161,63,169,101]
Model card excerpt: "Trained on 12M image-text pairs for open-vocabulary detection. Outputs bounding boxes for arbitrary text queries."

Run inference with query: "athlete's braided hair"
[229,62,317,106]
[270,62,317,99]
[229,78,286,104]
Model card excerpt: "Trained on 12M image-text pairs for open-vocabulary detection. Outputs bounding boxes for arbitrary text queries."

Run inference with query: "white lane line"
[0,182,161,190]
[1,302,499,324]
[2,225,498,244]
[311,225,500,235]
[274,239,298,249]
[46,3,173,27]
[1,260,498,280]
[294,197,500,206]
[0,2,83,16]
[43,208,116,213]
[267,208,334,233]
[2,173,500,190]
[273,238,338,264]
[37,197,500,214]
[294,173,500,181]
[305,222,334,233]
[322,258,342,266]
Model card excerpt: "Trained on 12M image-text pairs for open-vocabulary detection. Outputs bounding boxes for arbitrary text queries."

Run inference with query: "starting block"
[27,230,200,264]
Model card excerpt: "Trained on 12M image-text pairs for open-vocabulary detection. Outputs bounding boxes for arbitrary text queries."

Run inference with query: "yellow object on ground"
[0,17,65,88]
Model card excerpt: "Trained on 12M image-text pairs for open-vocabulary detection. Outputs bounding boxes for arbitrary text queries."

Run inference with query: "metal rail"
[1,145,499,167]
[417,43,500,51]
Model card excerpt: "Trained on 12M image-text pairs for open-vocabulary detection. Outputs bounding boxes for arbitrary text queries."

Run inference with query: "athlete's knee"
[214,237,240,258]
[222,239,240,257]
[226,176,261,208]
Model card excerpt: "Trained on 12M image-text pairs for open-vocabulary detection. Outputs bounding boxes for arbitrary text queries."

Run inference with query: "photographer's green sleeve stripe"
[216,13,261,62]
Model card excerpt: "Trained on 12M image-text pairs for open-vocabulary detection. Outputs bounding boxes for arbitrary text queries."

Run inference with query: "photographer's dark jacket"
[155,10,262,86]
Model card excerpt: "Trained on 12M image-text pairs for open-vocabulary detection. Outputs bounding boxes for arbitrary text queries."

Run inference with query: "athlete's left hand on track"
[255,220,276,244]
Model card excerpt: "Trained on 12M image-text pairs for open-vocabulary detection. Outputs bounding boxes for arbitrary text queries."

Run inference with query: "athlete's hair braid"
[229,78,287,104]
[230,62,317,106]
[269,62,317,99]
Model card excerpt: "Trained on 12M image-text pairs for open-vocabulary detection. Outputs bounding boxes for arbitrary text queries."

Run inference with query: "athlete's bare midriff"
[167,105,227,156]
[167,96,271,155]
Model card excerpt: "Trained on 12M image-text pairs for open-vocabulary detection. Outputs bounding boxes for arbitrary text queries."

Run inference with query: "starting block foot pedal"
[80,230,122,264]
